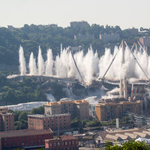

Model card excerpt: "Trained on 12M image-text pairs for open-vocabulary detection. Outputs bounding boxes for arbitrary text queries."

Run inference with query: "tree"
[18,112,28,121]
[105,140,150,150]
[30,106,44,114]
[71,118,80,128]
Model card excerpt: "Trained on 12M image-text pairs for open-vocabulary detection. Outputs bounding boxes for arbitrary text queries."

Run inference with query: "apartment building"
[139,37,150,47]
[44,100,89,120]
[99,33,120,43]
[70,21,89,28]
[28,113,71,131]
[74,34,95,40]
[0,107,14,131]
[45,134,79,150]
[96,99,143,121]
[129,28,139,35]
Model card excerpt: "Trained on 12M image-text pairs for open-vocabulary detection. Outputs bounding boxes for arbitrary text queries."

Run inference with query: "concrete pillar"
[123,79,127,99]
[120,79,123,97]
[131,84,134,98]
[116,118,119,128]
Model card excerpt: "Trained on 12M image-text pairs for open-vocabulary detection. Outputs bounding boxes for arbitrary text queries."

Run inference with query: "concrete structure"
[28,113,71,131]
[116,118,119,128]
[44,100,89,120]
[0,129,53,150]
[96,98,143,121]
[45,134,78,150]
[99,33,120,43]
[70,21,89,28]
[0,107,14,131]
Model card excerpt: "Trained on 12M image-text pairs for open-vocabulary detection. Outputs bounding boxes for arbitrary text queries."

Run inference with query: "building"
[45,134,79,150]
[28,113,71,131]
[7,25,15,31]
[99,33,120,43]
[139,37,150,52]
[139,37,150,47]
[94,128,150,144]
[0,129,53,150]
[74,34,95,40]
[44,100,89,120]
[96,98,143,121]
[0,107,14,131]
[70,21,89,28]
[129,28,139,35]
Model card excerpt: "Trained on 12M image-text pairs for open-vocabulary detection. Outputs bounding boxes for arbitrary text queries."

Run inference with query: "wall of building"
[44,100,89,121]
[96,100,143,121]
[99,33,120,43]
[0,130,53,149]
[45,135,78,150]
[28,114,71,131]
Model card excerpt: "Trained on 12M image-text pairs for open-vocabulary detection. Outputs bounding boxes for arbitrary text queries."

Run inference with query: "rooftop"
[28,113,70,118]
[45,100,88,106]
[0,129,53,138]
[96,99,142,107]
[45,134,78,142]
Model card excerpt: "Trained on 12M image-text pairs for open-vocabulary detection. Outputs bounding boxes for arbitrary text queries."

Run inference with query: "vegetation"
[0,24,143,66]
[101,116,132,126]
[104,140,150,150]
[0,77,47,105]
[8,106,44,130]
[71,118,101,129]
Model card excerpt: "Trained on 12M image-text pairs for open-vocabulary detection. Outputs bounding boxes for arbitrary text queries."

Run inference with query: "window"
[50,143,52,147]
[65,142,67,145]
[72,141,74,144]
[58,142,60,146]
[61,142,64,145]
[54,143,56,146]
[69,141,71,145]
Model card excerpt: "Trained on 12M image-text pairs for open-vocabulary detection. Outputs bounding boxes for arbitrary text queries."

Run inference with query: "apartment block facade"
[45,134,78,150]
[96,100,143,121]
[28,113,71,131]
[0,107,14,131]
[99,33,120,43]
[44,100,89,120]
[139,37,150,47]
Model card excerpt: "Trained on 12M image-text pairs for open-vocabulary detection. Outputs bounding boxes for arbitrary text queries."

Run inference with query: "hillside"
[0,23,142,66]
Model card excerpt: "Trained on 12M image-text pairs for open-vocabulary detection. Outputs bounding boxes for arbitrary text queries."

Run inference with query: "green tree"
[18,111,28,121]
[30,106,44,114]
[71,118,80,128]
[105,140,150,150]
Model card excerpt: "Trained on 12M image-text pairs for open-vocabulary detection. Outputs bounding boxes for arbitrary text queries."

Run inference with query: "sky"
[0,0,150,30]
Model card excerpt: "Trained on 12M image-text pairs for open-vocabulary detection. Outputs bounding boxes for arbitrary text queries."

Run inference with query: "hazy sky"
[0,0,150,29]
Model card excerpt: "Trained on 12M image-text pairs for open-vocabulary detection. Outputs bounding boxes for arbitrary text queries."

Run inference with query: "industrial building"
[28,113,71,131]
[44,100,89,120]
[0,129,53,150]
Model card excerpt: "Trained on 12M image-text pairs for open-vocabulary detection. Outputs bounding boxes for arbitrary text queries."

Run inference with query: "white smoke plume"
[18,44,150,85]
